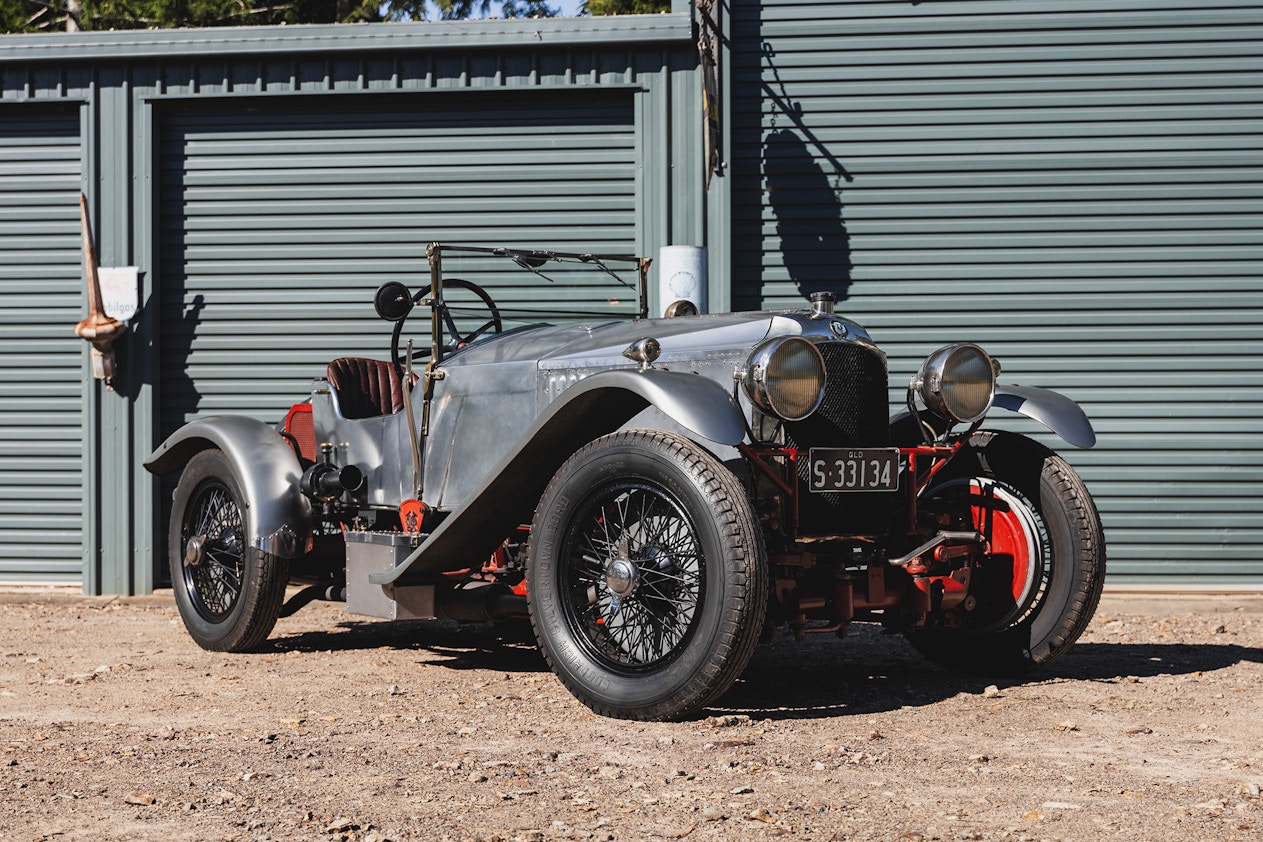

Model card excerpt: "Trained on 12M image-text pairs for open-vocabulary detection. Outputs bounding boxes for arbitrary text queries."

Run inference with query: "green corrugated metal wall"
[0,105,84,584]
[159,93,637,434]
[3,4,1261,590]
[0,17,699,594]
[152,93,639,588]
[731,0,1263,583]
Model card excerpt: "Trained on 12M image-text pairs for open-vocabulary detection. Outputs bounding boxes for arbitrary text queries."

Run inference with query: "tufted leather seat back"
[325,357,408,420]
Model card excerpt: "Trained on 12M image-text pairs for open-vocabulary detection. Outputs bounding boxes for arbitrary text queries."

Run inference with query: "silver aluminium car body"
[145,244,1105,721]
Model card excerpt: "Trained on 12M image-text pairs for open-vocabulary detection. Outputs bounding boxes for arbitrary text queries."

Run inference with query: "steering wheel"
[390,278,503,375]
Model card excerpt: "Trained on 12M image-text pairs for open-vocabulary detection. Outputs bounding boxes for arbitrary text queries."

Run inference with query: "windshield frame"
[425,243,650,367]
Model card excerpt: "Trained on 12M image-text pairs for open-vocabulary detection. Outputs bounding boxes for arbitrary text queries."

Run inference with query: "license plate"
[808,448,900,492]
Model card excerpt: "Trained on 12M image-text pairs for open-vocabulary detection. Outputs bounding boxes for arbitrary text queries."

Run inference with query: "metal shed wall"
[159,93,637,434]
[0,105,84,584]
[0,17,702,594]
[730,0,1263,585]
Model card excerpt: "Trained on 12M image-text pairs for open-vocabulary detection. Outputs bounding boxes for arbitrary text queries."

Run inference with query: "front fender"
[144,416,314,559]
[371,367,745,585]
[890,384,1095,449]
[584,368,746,447]
[993,384,1096,449]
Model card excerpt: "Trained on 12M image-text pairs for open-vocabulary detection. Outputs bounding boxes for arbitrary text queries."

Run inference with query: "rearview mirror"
[374,282,413,321]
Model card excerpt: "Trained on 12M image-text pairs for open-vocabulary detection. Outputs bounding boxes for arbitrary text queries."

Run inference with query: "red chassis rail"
[736,441,961,539]
[738,441,982,637]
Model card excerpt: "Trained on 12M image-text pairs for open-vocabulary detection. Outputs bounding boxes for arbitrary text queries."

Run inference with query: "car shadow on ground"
[711,624,1263,720]
[269,617,552,673]
[267,618,1263,720]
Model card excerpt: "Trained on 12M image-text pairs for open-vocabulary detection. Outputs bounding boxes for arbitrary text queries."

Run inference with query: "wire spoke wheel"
[528,430,766,721]
[562,481,705,672]
[169,449,289,653]
[181,481,246,621]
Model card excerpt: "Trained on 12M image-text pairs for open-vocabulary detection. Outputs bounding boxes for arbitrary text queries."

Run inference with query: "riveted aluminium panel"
[0,105,84,584]
[158,90,637,436]
[731,0,1263,584]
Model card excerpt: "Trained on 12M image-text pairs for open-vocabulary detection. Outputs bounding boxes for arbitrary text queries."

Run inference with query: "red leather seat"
[325,358,408,420]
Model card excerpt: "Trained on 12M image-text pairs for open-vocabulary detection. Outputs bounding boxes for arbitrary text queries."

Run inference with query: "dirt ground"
[2,589,1261,842]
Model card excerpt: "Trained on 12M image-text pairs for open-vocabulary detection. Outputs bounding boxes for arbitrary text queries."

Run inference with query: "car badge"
[830,320,848,338]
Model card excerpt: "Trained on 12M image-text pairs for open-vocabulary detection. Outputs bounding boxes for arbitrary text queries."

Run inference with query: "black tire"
[905,431,1105,675]
[527,430,767,721]
[169,449,289,652]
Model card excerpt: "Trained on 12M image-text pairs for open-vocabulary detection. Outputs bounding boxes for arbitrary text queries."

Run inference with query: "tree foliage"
[383,0,556,22]
[0,0,559,32]
[581,0,669,14]
[0,0,673,32]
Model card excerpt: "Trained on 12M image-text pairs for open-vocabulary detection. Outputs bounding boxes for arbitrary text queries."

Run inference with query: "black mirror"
[374,282,413,321]
[512,252,550,269]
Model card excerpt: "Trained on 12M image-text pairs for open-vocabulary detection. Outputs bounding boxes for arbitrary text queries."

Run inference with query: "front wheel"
[169,449,289,652]
[905,431,1105,675]
[527,430,767,721]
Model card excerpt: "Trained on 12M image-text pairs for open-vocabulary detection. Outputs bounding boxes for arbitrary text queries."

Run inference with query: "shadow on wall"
[761,41,855,304]
[151,291,205,590]
[763,128,853,303]
[162,292,206,423]
[103,288,204,414]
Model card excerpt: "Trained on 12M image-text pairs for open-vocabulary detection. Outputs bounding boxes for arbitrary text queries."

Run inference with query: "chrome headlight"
[742,336,826,421]
[914,343,998,424]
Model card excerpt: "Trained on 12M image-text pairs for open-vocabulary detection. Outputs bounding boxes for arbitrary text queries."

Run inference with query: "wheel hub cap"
[604,558,638,597]
[184,534,207,567]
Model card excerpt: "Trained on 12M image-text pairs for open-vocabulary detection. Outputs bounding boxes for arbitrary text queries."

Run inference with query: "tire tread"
[170,449,289,654]
[529,429,767,721]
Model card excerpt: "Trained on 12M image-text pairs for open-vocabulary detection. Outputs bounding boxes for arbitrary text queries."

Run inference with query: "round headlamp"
[915,343,998,424]
[743,336,826,422]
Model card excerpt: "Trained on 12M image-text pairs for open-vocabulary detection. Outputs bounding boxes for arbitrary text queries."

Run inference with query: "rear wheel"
[527,430,766,721]
[170,449,288,652]
[906,431,1105,675]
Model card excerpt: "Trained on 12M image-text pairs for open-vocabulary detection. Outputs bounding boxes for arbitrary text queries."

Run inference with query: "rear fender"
[371,367,745,585]
[144,416,314,559]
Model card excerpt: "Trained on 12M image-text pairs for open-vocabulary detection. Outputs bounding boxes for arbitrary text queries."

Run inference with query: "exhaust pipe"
[435,581,528,623]
[279,584,346,618]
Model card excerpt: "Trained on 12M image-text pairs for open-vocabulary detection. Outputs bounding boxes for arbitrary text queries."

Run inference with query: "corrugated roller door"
[733,1,1263,584]
[0,106,84,584]
[158,91,637,435]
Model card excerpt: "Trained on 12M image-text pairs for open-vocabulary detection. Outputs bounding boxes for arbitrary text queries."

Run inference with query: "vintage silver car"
[145,244,1105,721]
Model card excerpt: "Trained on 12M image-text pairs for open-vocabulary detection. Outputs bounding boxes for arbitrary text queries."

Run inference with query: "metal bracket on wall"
[696,0,724,189]
[73,193,127,389]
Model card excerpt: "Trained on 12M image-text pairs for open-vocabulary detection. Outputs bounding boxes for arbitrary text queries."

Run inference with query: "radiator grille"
[784,341,893,535]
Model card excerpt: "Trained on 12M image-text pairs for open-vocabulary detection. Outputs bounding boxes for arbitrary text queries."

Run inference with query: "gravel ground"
[2,589,1261,842]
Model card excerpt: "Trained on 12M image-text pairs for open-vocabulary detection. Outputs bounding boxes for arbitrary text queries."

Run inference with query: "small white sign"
[657,245,708,316]
[98,266,139,322]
